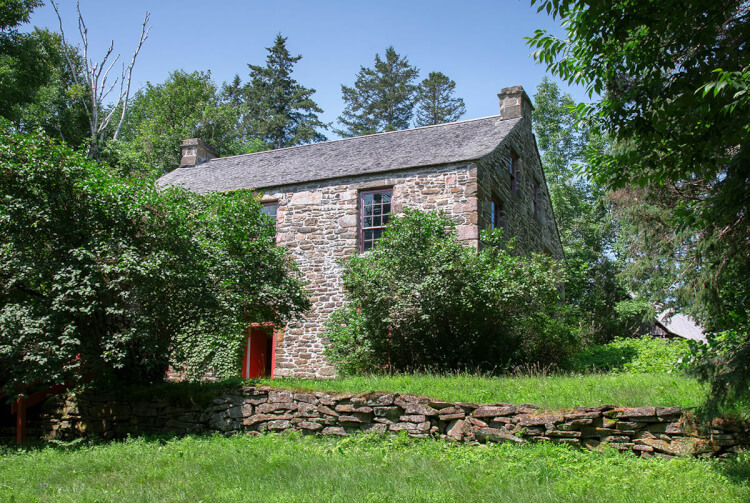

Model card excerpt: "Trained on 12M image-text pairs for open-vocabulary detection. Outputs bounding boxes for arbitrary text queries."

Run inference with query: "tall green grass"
[260,372,707,410]
[1,434,747,502]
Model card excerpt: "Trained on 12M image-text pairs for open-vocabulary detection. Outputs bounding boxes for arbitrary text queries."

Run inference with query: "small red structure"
[241,323,276,379]
[4,382,68,444]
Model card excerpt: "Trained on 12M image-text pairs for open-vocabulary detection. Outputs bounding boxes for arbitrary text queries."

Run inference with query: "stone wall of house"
[259,163,479,378]
[41,387,748,458]
[476,116,563,258]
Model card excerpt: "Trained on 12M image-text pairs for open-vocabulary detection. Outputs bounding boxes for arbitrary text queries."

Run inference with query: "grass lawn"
[1,433,748,502]
[256,372,708,411]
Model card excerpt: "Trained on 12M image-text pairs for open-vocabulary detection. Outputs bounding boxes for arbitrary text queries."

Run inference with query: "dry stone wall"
[42,387,748,459]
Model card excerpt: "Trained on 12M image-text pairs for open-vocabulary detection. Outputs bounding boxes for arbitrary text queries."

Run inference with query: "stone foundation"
[38,387,749,458]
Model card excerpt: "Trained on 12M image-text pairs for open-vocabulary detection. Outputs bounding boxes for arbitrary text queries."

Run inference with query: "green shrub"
[323,209,577,374]
[0,125,309,390]
[566,335,691,373]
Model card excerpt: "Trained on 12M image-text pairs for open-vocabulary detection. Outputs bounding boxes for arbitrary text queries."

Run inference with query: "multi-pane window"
[509,152,519,194]
[261,201,278,228]
[490,198,505,230]
[360,189,392,252]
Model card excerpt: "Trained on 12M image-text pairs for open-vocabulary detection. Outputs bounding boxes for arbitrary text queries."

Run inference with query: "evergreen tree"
[335,46,419,137]
[241,34,326,149]
[414,72,465,126]
[222,74,244,110]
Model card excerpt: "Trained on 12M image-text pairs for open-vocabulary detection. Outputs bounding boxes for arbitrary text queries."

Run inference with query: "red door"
[241,326,275,379]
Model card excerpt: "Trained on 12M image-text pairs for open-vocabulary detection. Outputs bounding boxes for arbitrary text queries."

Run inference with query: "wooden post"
[15,394,26,445]
[270,330,277,379]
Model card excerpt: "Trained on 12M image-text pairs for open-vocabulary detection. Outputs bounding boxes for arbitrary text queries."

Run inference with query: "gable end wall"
[476,118,563,258]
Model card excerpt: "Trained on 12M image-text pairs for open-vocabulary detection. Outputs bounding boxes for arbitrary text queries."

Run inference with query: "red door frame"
[241,323,276,379]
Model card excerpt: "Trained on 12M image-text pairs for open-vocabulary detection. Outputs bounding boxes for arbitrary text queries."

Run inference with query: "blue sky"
[28,0,586,135]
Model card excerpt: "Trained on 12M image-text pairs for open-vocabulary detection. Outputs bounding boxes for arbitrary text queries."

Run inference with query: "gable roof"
[157,115,521,193]
[656,310,707,343]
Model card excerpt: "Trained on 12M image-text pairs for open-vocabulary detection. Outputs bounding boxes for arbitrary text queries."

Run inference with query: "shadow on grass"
[715,453,750,485]
[0,431,213,455]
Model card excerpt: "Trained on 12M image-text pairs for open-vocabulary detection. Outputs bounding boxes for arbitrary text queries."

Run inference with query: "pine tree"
[335,46,419,137]
[241,34,326,149]
[414,72,466,126]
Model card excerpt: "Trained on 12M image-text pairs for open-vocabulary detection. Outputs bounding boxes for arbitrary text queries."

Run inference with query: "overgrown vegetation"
[532,78,645,345]
[1,434,748,502]
[0,125,308,392]
[565,336,692,374]
[323,210,576,374]
[529,0,750,411]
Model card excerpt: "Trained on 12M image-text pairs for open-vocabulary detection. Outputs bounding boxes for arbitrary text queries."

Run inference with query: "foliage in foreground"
[0,125,309,391]
[565,336,692,374]
[1,433,747,502]
[323,209,576,374]
[528,0,750,410]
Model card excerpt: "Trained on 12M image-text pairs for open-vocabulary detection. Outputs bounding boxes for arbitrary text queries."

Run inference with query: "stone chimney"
[179,138,218,168]
[498,85,534,120]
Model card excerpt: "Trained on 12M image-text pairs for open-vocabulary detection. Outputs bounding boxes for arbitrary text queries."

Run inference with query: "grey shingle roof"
[157,115,521,193]
[656,311,707,343]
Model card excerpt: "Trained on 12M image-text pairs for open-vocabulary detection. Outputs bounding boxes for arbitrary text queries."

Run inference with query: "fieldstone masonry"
[261,164,480,378]
[41,387,748,459]
[160,86,564,378]
[260,97,561,378]
[476,108,562,255]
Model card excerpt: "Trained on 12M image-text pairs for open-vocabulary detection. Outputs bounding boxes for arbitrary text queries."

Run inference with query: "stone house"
[158,86,563,379]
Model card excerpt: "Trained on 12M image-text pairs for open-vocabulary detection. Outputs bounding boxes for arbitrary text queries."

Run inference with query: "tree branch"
[50,1,150,156]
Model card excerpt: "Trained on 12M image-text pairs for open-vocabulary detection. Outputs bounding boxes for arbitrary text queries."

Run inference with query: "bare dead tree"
[51,0,150,158]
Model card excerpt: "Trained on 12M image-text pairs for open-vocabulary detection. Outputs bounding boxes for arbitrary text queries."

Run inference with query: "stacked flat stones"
[40,387,748,459]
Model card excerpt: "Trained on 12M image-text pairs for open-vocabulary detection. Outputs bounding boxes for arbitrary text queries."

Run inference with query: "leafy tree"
[0,0,41,29]
[323,209,575,374]
[15,28,90,146]
[335,46,419,137]
[238,34,327,149]
[114,70,263,176]
[414,72,466,126]
[0,0,44,120]
[529,0,750,408]
[0,1,89,145]
[532,78,636,342]
[0,124,309,391]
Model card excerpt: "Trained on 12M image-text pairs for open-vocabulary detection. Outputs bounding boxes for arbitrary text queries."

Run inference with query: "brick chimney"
[180,138,218,168]
[498,85,534,120]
